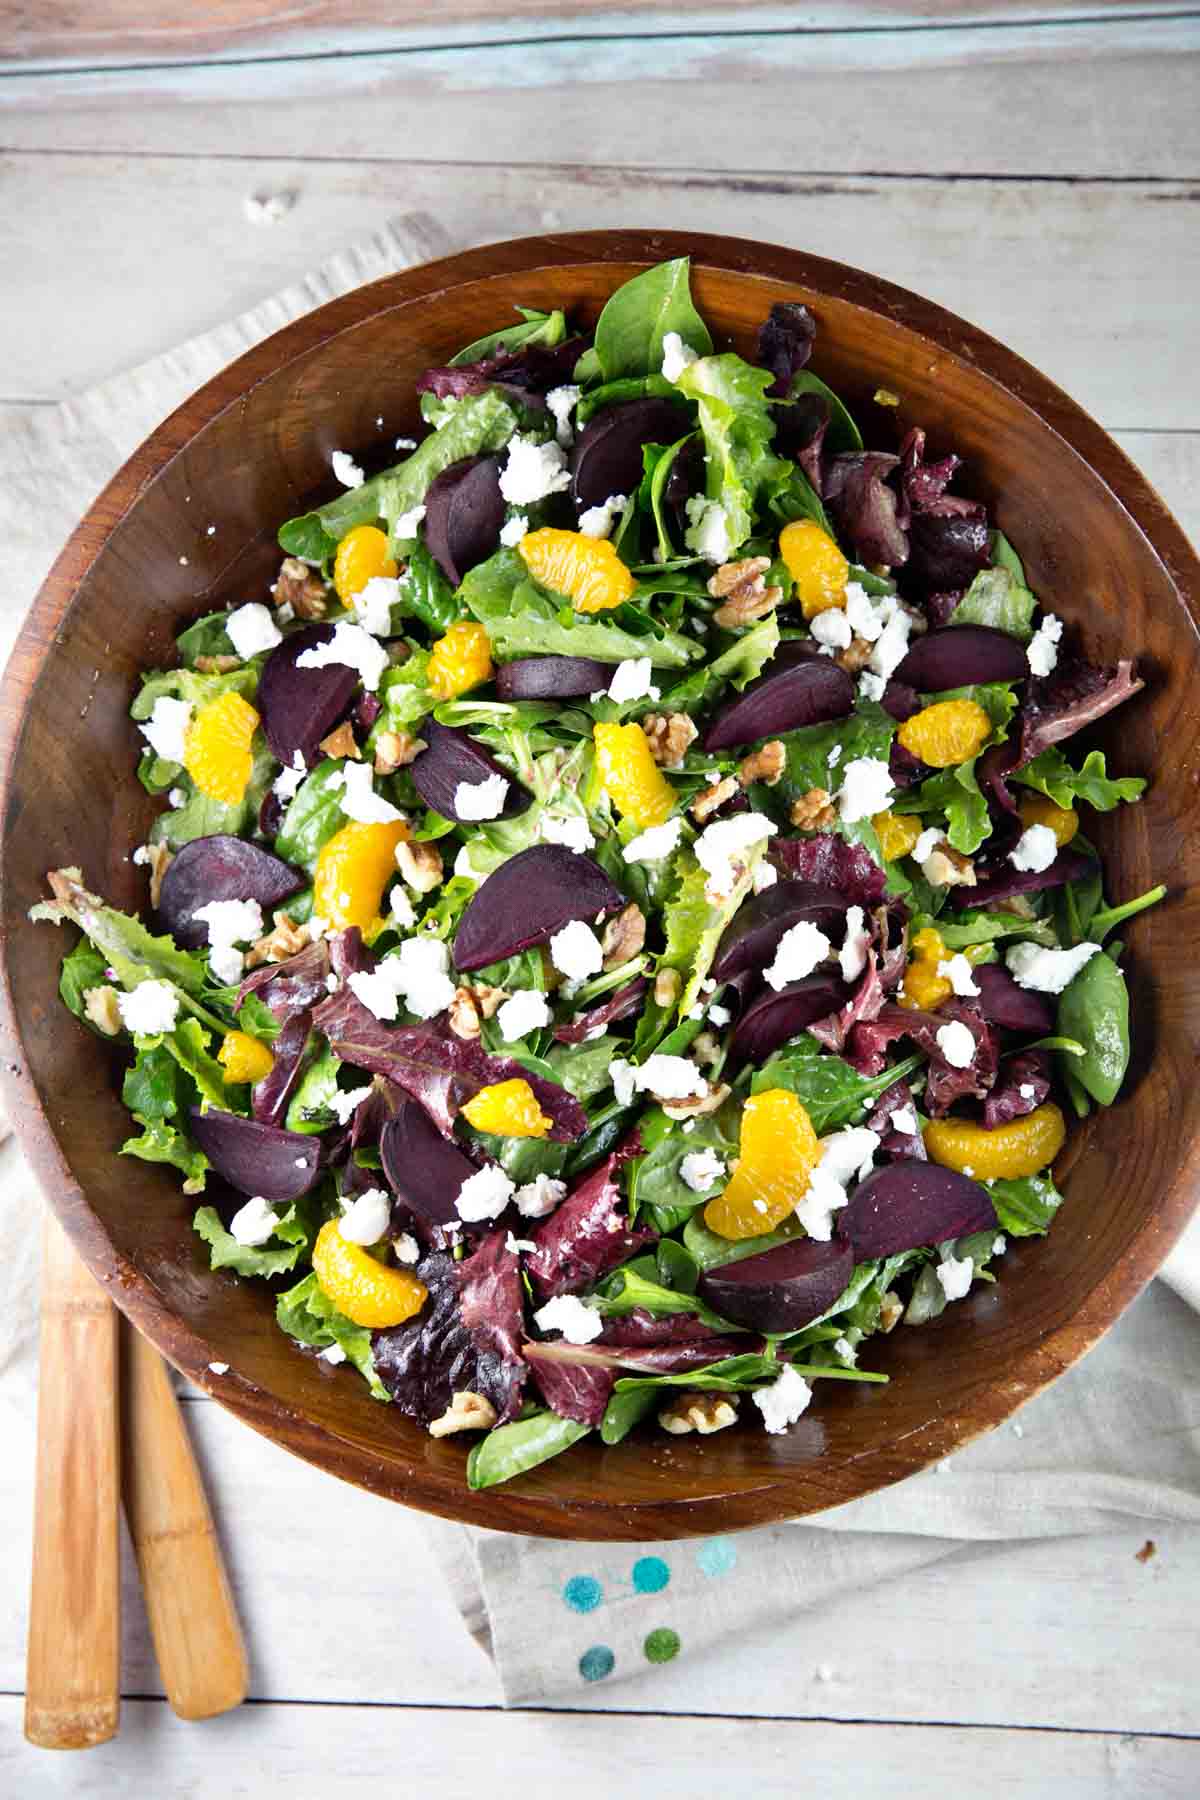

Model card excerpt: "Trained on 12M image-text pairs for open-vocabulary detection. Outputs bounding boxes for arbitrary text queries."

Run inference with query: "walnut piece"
[691,1030,721,1068]
[879,1291,904,1334]
[448,984,507,1040]
[374,729,425,775]
[790,787,837,830]
[601,901,646,971]
[274,555,331,621]
[143,842,173,909]
[318,721,361,761]
[708,556,783,628]
[835,634,875,675]
[428,1391,498,1438]
[83,985,122,1037]
[642,711,697,769]
[193,653,242,674]
[922,843,977,889]
[244,909,310,969]
[662,1080,731,1120]
[396,838,443,894]
[658,1392,739,1436]
[738,739,786,788]
[690,775,739,824]
[654,968,681,1008]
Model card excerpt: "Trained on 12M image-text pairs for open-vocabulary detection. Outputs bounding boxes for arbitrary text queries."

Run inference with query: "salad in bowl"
[33,257,1163,1490]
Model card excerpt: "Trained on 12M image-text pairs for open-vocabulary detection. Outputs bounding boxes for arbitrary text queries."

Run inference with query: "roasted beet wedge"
[380,1100,474,1237]
[697,1236,852,1333]
[258,623,360,768]
[570,396,692,512]
[157,836,303,948]
[972,963,1055,1033]
[711,881,846,982]
[837,1162,996,1259]
[452,844,624,972]
[892,624,1029,692]
[729,973,849,1067]
[409,719,531,822]
[703,645,854,751]
[188,1108,322,1204]
[495,655,612,700]
[423,456,505,587]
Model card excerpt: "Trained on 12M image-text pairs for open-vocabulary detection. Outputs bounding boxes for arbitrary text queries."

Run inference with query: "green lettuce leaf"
[448,305,566,366]
[658,842,764,1016]
[130,663,258,722]
[59,939,111,1027]
[458,550,701,669]
[149,735,275,849]
[122,1116,209,1190]
[285,1047,342,1134]
[275,757,351,873]
[951,566,1037,641]
[658,612,780,716]
[588,258,712,383]
[275,1270,390,1400]
[394,545,458,635]
[193,1197,316,1277]
[33,869,209,996]
[1013,748,1146,811]
[675,352,789,555]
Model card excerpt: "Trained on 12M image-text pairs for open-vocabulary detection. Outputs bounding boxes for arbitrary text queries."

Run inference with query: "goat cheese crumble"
[338,1188,391,1245]
[225,601,282,660]
[937,953,980,997]
[794,1127,880,1240]
[607,657,660,704]
[117,979,180,1036]
[1006,940,1101,994]
[498,434,572,505]
[545,385,580,447]
[936,1253,975,1302]
[455,1163,516,1223]
[496,988,552,1041]
[764,919,832,991]
[295,620,389,691]
[549,918,604,981]
[514,1173,567,1219]
[680,1148,726,1193]
[339,760,403,824]
[623,817,684,864]
[1009,823,1058,874]
[454,773,509,820]
[661,331,699,382]
[534,1294,604,1344]
[579,493,629,540]
[1027,612,1064,678]
[837,756,894,824]
[331,450,364,489]
[229,1196,280,1246]
[140,695,193,764]
[753,1363,812,1434]
[936,1020,977,1069]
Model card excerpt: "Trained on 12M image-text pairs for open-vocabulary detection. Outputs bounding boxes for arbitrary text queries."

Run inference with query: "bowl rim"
[3,227,1199,1539]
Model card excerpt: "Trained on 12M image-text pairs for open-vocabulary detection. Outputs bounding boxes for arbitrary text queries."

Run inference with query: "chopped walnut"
[318,721,361,761]
[274,555,331,621]
[244,909,310,969]
[601,901,646,971]
[922,843,976,889]
[691,1030,721,1068]
[448,984,507,1039]
[790,787,837,830]
[427,1390,498,1438]
[642,711,697,769]
[374,729,425,775]
[879,1291,904,1334]
[738,739,786,788]
[691,775,739,824]
[835,634,874,675]
[395,838,443,894]
[654,968,681,1008]
[83,985,122,1037]
[659,1392,739,1436]
[662,1080,731,1120]
[708,556,783,628]
[194,653,242,674]
[143,842,173,909]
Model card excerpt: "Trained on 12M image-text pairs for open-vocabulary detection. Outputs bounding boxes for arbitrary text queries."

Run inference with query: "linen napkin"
[2,218,1198,1710]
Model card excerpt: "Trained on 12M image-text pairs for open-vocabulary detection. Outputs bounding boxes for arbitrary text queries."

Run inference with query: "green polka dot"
[579,1645,615,1682]
[643,1627,681,1664]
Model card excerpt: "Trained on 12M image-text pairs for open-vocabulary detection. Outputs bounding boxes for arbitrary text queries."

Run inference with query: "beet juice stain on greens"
[33,259,1165,1489]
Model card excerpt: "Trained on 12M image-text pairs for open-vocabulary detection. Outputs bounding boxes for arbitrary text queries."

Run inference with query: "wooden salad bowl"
[2,231,1198,1540]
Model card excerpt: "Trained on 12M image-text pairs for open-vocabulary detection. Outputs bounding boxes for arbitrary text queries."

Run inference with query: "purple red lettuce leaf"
[982,1048,1052,1130]
[238,937,332,1126]
[525,1141,653,1303]
[806,904,906,1054]
[524,1316,744,1427]
[757,302,817,397]
[899,427,962,513]
[847,998,999,1117]
[415,337,588,403]
[823,451,909,568]
[552,977,649,1046]
[948,846,1096,910]
[863,1076,927,1162]
[770,834,889,906]
[1018,657,1144,763]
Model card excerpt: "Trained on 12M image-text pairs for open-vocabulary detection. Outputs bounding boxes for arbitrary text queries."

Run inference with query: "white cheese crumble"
[496,988,552,1041]
[858,671,886,702]
[140,695,193,764]
[392,502,427,541]
[395,436,417,451]
[328,1084,373,1126]
[579,493,629,540]
[331,450,364,489]
[607,656,660,704]
[638,1053,707,1099]
[794,1127,879,1240]
[753,1363,812,1434]
[168,787,187,808]
[837,757,894,824]
[541,811,596,854]
[622,816,683,865]
[680,1148,726,1193]
[1009,823,1058,874]
[610,1058,636,1107]
[827,744,844,771]
[833,1335,857,1366]
[229,1196,280,1246]
[389,883,417,930]
[192,898,263,986]
[338,1188,392,1245]
[935,1253,974,1302]
[117,979,180,1036]
[764,919,832,991]
[515,1173,567,1219]
[499,513,529,547]
[810,607,852,652]
[499,434,572,505]
[1018,1082,1037,1100]
[319,1343,347,1365]
[454,773,509,821]
[273,749,307,804]
[545,385,581,448]
[661,331,699,382]
[1006,940,1101,995]
[549,918,604,981]
[935,1020,977,1069]
[937,953,980,997]
[348,936,456,1021]
[752,859,778,893]
[839,905,870,984]
[912,827,944,865]
[684,495,735,564]
[890,1106,919,1136]
[534,1294,604,1344]
[1027,612,1064,678]
[225,601,282,660]
[392,1232,420,1265]
[351,575,400,637]
[694,812,777,898]
[707,1002,731,1027]
[296,620,389,691]
[456,1162,516,1223]
[339,760,403,824]
[993,1235,1008,1256]
[505,1231,538,1255]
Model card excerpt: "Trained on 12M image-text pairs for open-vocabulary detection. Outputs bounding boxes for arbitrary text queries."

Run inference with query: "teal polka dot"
[643,1627,681,1664]
[632,1555,670,1594]
[563,1574,603,1613]
[579,1644,615,1682]
[696,1537,737,1578]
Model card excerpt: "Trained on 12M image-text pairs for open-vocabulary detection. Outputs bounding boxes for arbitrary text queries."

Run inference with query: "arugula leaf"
[276,1270,389,1400]
[675,353,789,555]
[951,566,1037,641]
[34,870,209,996]
[130,663,258,722]
[751,1038,925,1135]
[122,1116,209,1189]
[458,550,701,669]
[448,305,566,366]
[193,1196,316,1277]
[589,258,712,382]
[987,1174,1064,1236]
[613,1355,886,1396]
[275,758,350,873]
[658,843,764,1016]
[466,1410,591,1489]
[1013,748,1147,811]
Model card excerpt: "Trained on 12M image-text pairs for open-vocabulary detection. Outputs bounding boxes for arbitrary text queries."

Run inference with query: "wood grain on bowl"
[1,231,1197,1540]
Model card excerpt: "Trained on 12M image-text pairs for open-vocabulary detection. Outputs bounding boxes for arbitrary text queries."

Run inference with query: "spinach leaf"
[785,370,863,452]
[458,550,700,669]
[576,374,681,425]
[640,434,693,562]
[285,1047,342,1134]
[59,940,111,1027]
[544,1036,622,1103]
[448,305,566,366]
[1087,884,1166,944]
[1013,748,1147,812]
[600,1386,661,1444]
[176,610,238,666]
[593,1265,736,1334]
[121,1117,209,1189]
[989,530,1029,587]
[627,1103,737,1216]
[1056,950,1130,1106]
[751,1038,925,1135]
[760,700,896,852]
[675,353,789,554]
[276,1270,389,1400]
[275,758,349,873]
[466,1410,591,1489]
[656,1238,701,1293]
[987,1174,1065,1236]
[395,545,459,635]
[590,258,712,382]
[683,1212,803,1273]
[951,566,1037,641]
[193,1196,316,1278]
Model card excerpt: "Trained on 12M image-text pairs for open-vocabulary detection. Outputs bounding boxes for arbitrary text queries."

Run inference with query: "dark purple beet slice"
[729,973,849,1067]
[409,719,531,822]
[188,1107,322,1204]
[948,847,1095,910]
[711,881,846,982]
[157,835,303,948]
[892,624,1029,693]
[837,1162,996,1259]
[907,510,990,594]
[380,1099,474,1235]
[495,655,612,700]
[698,1236,853,1333]
[703,645,854,751]
[257,623,360,768]
[570,397,692,512]
[423,455,505,587]
[971,964,1055,1033]
[453,844,623,972]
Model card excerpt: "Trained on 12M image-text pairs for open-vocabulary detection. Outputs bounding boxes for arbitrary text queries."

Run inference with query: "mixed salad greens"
[35,258,1164,1488]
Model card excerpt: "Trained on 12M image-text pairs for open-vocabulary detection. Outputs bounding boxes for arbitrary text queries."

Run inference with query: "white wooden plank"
[2,155,1198,430]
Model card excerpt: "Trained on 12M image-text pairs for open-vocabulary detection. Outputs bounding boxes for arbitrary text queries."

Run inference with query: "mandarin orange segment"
[217,1029,275,1085]
[313,819,409,931]
[518,527,637,614]
[1018,791,1079,846]
[461,1078,553,1139]
[924,1102,1066,1181]
[703,1089,821,1240]
[778,519,849,617]
[311,1220,428,1328]
[896,698,992,769]
[333,524,397,602]
[872,810,923,862]
[184,690,261,805]
[427,620,494,700]
[593,721,675,828]
[899,926,952,1012]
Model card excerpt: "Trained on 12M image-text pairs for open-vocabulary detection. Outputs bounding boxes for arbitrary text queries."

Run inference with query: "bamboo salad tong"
[25,1209,247,1748]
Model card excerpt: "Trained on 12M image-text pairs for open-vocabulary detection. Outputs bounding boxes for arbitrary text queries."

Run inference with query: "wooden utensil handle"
[25,1211,120,1750]
[121,1321,248,1719]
